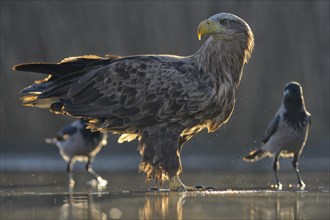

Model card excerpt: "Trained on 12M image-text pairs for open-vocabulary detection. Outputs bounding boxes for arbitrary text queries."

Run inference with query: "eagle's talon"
[175,186,189,192]
[149,187,159,192]
[194,185,205,190]
[205,186,215,191]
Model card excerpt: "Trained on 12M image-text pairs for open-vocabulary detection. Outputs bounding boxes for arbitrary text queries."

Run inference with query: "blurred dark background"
[1,1,329,171]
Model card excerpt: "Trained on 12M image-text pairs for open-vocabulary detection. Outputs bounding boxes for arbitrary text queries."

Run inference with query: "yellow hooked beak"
[197,19,223,40]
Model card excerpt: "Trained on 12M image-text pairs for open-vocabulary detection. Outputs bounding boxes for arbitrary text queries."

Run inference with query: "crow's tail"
[45,137,57,144]
[243,148,268,162]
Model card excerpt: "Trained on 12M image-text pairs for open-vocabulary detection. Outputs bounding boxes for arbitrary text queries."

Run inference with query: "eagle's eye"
[220,19,228,25]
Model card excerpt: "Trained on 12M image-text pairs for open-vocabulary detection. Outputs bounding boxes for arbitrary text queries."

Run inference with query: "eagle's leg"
[273,152,282,190]
[139,125,187,191]
[170,135,215,191]
[140,126,212,191]
[169,176,214,191]
[292,154,305,190]
[67,159,75,186]
[169,176,215,191]
[169,176,193,191]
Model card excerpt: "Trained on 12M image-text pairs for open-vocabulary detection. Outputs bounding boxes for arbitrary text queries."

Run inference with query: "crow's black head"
[283,82,307,131]
[78,118,103,143]
[284,81,302,97]
[283,81,304,109]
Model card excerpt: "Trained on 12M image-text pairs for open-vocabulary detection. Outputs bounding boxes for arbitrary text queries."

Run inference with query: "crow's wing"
[307,113,312,132]
[262,114,280,144]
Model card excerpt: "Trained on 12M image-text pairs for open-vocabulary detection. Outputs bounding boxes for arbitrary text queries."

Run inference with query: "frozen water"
[1,171,329,219]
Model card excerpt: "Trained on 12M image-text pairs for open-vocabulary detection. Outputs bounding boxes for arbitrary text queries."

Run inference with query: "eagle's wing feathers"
[14,54,120,78]
[45,56,214,129]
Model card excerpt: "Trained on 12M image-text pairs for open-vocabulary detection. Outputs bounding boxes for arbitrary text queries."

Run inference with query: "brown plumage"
[14,13,254,190]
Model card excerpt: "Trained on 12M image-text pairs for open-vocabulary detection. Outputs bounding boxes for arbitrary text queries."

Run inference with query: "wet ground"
[1,171,329,220]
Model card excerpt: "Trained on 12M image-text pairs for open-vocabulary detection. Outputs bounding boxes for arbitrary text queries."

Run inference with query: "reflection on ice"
[139,190,312,220]
[59,187,107,220]
[1,187,328,220]
[242,193,307,219]
[139,192,186,220]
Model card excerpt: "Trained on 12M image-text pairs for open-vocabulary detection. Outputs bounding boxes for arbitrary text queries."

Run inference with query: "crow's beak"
[284,90,292,96]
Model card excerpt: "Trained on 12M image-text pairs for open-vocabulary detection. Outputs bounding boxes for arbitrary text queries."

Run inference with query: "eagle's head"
[197,13,254,63]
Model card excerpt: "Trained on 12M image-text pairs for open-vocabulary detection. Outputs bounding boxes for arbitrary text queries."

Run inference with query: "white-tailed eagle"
[14,13,254,191]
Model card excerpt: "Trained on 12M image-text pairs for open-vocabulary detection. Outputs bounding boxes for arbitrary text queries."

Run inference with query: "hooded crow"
[46,118,108,186]
[243,82,311,190]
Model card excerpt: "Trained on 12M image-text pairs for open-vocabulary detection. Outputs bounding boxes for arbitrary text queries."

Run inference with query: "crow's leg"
[86,157,104,182]
[67,159,75,186]
[273,152,282,190]
[292,154,305,190]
